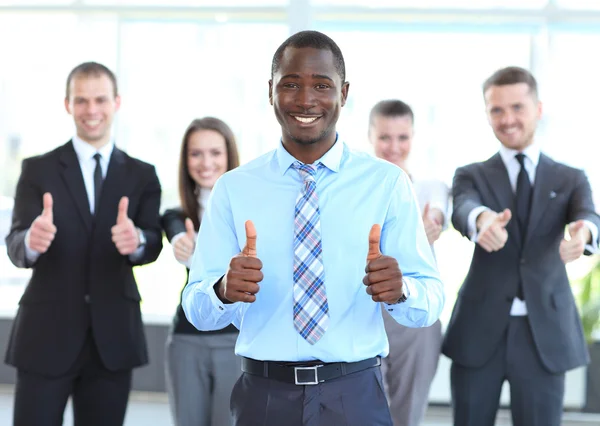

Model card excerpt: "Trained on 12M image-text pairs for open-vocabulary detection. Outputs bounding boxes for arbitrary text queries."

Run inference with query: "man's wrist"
[476,211,492,231]
[387,278,408,305]
[136,228,146,248]
[213,277,232,304]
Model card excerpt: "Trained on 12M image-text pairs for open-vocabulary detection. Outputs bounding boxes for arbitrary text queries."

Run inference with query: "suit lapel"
[482,153,522,248]
[525,154,555,246]
[97,147,128,224]
[59,141,93,232]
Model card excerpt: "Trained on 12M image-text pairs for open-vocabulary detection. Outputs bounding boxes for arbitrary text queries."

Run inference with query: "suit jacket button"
[84,294,91,303]
[520,258,526,264]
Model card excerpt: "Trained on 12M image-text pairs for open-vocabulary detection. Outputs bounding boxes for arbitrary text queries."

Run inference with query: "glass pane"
[322,29,531,324]
[84,0,287,5]
[543,32,600,205]
[0,0,75,4]
[313,0,548,9]
[0,12,118,315]
[117,21,288,318]
[554,0,600,9]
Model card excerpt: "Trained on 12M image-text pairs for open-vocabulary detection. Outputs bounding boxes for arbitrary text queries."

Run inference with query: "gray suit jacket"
[442,153,600,374]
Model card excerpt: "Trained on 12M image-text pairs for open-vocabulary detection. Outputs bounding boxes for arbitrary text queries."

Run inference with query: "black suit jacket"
[442,153,600,374]
[5,141,162,376]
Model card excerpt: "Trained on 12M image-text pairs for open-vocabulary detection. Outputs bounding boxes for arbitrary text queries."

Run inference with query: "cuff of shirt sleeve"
[24,228,41,263]
[468,206,491,242]
[128,246,145,262]
[583,220,599,253]
[384,278,415,310]
[204,278,241,315]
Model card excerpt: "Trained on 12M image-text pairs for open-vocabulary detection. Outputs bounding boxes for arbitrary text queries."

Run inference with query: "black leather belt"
[241,356,381,385]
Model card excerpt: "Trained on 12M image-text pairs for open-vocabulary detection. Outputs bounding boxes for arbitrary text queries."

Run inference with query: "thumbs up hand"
[559,220,591,264]
[173,218,197,263]
[28,192,57,253]
[111,196,140,255]
[217,220,263,304]
[422,203,443,245]
[363,224,405,304]
[475,208,512,253]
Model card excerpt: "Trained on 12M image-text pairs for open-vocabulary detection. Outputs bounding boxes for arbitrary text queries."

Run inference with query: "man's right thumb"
[498,208,512,225]
[42,192,53,222]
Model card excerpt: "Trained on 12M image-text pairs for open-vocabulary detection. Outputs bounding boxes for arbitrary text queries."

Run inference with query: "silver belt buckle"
[294,365,322,385]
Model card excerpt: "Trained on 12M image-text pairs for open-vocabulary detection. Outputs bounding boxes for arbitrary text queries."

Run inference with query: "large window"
[1,1,599,324]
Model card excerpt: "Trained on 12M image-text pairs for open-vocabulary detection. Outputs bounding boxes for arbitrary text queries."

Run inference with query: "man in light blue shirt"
[183,30,444,426]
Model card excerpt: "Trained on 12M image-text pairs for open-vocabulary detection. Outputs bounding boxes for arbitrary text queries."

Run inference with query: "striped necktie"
[292,161,329,345]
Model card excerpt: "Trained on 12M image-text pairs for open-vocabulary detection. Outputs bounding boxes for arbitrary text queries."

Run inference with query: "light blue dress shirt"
[183,138,445,363]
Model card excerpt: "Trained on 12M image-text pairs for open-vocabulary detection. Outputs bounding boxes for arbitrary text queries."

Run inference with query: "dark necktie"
[515,153,532,236]
[93,153,103,214]
[515,153,532,300]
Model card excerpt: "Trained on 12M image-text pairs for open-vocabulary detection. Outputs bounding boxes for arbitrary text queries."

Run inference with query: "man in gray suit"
[369,99,449,426]
[443,66,600,426]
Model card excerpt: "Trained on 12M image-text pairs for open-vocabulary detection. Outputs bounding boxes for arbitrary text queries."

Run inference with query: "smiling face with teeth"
[65,74,121,149]
[269,47,349,164]
[484,82,542,152]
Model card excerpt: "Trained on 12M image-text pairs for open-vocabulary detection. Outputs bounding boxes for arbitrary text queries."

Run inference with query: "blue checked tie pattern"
[292,161,329,345]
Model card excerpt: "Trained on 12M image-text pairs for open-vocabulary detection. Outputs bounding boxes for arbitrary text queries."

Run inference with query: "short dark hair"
[65,62,118,99]
[178,117,240,231]
[369,99,414,128]
[482,66,538,99]
[271,30,346,82]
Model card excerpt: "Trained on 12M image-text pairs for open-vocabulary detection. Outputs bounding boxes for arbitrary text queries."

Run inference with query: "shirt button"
[218,306,224,311]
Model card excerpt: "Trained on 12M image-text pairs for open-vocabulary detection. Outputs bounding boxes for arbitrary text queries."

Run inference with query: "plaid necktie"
[292,161,329,345]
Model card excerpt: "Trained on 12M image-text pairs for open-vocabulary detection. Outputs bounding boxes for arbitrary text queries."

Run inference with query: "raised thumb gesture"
[219,220,263,304]
[173,218,197,264]
[111,196,140,255]
[496,208,512,227]
[364,224,404,304]
[28,192,57,253]
[41,192,54,222]
[476,208,512,253]
[422,202,443,245]
[242,220,258,258]
[367,224,382,261]
[185,218,196,239]
[560,220,590,264]
[116,196,129,225]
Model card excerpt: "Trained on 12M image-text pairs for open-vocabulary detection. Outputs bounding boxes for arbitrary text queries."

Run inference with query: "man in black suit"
[5,62,162,426]
[443,66,600,426]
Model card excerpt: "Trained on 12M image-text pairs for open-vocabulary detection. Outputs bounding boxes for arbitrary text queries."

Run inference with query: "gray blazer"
[442,152,600,374]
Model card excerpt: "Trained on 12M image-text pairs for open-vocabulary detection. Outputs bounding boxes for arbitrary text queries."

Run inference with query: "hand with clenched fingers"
[476,209,512,252]
[560,220,591,263]
[422,203,443,245]
[28,192,57,253]
[363,224,404,304]
[217,220,263,304]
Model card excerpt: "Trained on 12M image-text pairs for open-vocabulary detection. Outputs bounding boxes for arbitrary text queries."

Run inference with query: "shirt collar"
[276,133,343,176]
[498,142,540,168]
[72,135,115,163]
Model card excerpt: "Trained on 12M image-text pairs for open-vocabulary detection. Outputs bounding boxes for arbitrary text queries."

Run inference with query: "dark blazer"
[5,141,162,377]
[442,153,600,374]
[161,207,237,335]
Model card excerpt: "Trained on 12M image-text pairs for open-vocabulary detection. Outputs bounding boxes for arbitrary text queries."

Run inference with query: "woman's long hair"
[178,117,240,230]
